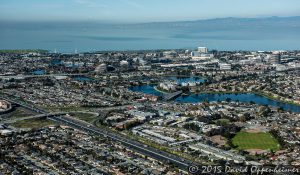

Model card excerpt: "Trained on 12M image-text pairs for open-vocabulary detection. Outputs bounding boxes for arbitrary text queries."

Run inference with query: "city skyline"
[1,0,300,23]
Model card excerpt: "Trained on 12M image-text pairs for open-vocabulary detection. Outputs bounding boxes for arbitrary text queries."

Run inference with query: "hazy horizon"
[1,0,300,23]
[1,15,299,24]
[1,0,300,52]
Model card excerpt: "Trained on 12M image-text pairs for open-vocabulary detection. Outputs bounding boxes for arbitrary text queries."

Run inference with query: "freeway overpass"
[1,96,197,172]
[48,115,195,172]
[0,96,47,114]
[0,112,67,124]
[0,73,86,80]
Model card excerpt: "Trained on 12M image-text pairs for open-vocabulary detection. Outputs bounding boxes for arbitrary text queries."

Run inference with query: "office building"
[198,47,208,53]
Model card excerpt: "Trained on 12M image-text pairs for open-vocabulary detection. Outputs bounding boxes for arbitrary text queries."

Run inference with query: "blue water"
[50,59,62,66]
[129,76,205,95]
[65,63,79,68]
[175,94,300,113]
[1,19,300,52]
[73,76,92,82]
[129,85,300,113]
[130,85,163,96]
[32,70,45,75]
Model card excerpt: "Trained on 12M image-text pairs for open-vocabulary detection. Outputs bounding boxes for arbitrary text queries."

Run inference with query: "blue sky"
[1,0,300,23]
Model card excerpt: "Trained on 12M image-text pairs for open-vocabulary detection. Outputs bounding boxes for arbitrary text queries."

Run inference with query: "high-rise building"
[163,50,177,58]
[191,46,213,61]
[269,54,281,64]
[198,47,208,53]
[219,63,232,70]
[191,51,201,57]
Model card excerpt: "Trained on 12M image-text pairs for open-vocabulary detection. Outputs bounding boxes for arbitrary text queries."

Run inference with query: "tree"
[225,98,232,102]
[277,107,284,113]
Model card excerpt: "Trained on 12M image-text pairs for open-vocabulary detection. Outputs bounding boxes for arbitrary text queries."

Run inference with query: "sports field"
[232,132,280,151]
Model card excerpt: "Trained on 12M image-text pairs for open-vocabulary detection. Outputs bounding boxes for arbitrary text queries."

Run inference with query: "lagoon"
[32,70,45,75]
[129,85,300,113]
[73,76,93,82]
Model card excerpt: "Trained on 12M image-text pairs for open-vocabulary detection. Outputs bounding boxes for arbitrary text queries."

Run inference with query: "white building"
[191,52,214,61]
[126,110,156,121]
[288,62,300,69]
[163,50,177,58]
[120,60,129,66]
[219,63,232,70]
[0,100,10,110]
[138,66,151,71]
[198,47,208,53]
[268,54,281,64]
[181,82,197,87]
[0,129,12,136]
[275,64,287,71]
[159,82,177,92]
[189,143,245,163]
[95,63,107,73]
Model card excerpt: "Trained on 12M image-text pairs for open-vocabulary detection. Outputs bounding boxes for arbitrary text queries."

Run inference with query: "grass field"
[213,119,230,126]
[232,132,280,151]
[70,112,97,123]
[2,107,37,119]
[11,118,56,129]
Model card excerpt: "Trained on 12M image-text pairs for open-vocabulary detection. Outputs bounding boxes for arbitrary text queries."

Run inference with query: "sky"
[1,0,300,23]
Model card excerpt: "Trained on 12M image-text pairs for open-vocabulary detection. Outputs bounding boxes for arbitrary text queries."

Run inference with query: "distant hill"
[119,16,300,41]
[1,16,299,51]
[0,49,49,54]
[128,16,300,29]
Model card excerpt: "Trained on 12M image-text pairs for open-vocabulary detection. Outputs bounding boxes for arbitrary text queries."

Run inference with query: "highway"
[0,112,67,124]
[0,73,86,80]
[0,96,47,114]
[48,115,195,171]
[1,95,195,172]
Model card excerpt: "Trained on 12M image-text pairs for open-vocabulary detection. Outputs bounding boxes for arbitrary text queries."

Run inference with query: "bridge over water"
[163,90,183,101]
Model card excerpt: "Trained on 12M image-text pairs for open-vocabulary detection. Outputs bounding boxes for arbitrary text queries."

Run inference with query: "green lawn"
[8,107,37,119]
[11,118,56,129]
[44,106,88,112]
[232,132,280,151]
[70,112,97,123]
[214,119,231,126]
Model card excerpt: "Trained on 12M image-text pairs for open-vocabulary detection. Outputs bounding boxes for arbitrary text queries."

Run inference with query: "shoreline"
[153,86,172,94]
[194,90,300,107]
[131,81,300,108]
[132,85,300,109]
